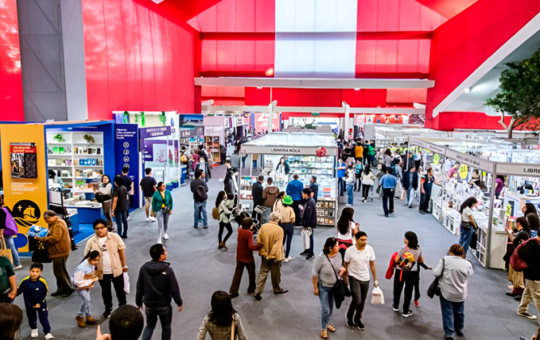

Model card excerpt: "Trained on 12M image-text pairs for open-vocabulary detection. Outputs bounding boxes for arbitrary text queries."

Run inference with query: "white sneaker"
[157,238,162,244]
[45,333,54,340]
[13,265,23,270]
[146,218,150,221]
[31,329,38,338]
[163,234,169,240]
[127,216,130,221]
[150,217,156,222]
[283,257,291,263]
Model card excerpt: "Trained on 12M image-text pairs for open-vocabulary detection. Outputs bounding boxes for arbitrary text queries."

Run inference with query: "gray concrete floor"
[13,165,539,340]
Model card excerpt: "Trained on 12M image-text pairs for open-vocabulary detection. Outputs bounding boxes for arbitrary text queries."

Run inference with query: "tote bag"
[0,240,13,264]
[427,258,445,299]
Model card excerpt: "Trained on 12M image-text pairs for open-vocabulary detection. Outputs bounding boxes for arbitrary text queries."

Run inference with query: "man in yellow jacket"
[254,212,288,300]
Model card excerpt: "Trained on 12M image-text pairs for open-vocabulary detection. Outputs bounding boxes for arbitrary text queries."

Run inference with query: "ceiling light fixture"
[464,87,472,94]
[257,87,262,89]
[354,88,360,91]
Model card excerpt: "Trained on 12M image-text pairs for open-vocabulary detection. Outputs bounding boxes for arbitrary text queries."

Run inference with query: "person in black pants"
[392,232,431,317]
[280,196,296,262]
[84,219,128,318]
[117,167,133,219]
[300,189,317,260]
[251,175,265,221]
[420,168,435,214]
[136,244,183,340]
[379,168,397,217]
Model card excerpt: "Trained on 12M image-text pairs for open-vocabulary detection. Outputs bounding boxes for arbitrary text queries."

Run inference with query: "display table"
[65,202,104,224]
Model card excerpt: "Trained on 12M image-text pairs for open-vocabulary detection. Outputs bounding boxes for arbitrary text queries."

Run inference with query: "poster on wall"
[115,124,140,209]
[10,143,38,178]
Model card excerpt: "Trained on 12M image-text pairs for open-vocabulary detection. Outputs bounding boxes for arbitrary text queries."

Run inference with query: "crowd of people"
[3,138,540,340]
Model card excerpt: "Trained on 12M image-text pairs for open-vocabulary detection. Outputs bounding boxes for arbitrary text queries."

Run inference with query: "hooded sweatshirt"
[136,260,182,308]
[262,185,280,208]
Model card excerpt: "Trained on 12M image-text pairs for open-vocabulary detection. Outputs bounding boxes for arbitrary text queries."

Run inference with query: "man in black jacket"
[136,244,183,340]
[300,188,317,260]
[251,175,264,221]
[517,236,540,319]
[190,169,209,229]
[402,166,419,208]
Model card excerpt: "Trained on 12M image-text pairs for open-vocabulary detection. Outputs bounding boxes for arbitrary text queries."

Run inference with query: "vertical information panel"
[115,124,139,209]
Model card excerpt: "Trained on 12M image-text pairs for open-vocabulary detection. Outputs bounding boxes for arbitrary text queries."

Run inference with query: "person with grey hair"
[253,212,288,300]
[34,210,74,297]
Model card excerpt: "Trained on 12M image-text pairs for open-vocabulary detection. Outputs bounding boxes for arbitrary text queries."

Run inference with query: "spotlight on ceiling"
[354,88,360,91]
[257,87,263,89]
[464,87,472,94]
[151,0,165,3]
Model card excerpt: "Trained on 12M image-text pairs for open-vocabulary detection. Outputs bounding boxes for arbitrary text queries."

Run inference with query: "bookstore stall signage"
[241,146,337,157]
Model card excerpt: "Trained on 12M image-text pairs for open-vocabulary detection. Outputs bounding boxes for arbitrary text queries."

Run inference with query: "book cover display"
[10,143,38,178]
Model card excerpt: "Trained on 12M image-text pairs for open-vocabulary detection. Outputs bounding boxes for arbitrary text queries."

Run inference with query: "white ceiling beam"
[195,77,434,89]
[202,105,424,114]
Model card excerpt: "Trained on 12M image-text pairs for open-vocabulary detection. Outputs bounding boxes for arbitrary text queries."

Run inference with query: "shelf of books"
[46,132,105,190]
[204,135,221,166]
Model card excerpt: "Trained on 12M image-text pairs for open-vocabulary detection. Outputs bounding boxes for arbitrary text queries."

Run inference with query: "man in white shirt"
[344,231,378,331]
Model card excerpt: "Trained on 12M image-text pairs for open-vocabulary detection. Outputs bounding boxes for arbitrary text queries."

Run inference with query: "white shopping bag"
[371,286,384,305]
[124,272,130,294]
[301,228,312,250]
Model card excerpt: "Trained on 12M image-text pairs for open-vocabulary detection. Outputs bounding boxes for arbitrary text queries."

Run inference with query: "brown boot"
[218,242,223,249]
[86,315,98,325]
[76,315,86,327]
[221,242,228,250]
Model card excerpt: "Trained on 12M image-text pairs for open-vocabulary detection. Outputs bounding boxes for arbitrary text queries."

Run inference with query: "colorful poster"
[115,124,140,209]
[10,143,38,178]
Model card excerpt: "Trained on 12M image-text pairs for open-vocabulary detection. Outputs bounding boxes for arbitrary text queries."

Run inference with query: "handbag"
[301,228,312,250]
[32,240,51,263]
[0,239,13,264]
[325,255,350,309]
[95,193,111,203]
[427,257,445,299]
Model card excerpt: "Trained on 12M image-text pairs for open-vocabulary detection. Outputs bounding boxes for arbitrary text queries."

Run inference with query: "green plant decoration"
[123,111,129,123]
[485,47,540,138]
[83,134,96,145]
[134,113,139,123]
[160,111,166,126]
[53,134,65,143]
[141,111,146,127]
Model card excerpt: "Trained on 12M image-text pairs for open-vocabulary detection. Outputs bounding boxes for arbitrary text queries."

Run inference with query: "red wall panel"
[431,112,512,131]
[425,0,540,128]
[0,0,24,121]
[82,0,197,120]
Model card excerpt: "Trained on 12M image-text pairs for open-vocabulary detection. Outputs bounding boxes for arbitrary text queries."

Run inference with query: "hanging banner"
[1,125,48,253]
[140,126,171,139]
[115,124,140,209]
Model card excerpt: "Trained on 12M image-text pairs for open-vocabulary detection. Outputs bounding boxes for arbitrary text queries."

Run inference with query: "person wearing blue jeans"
[190,169,209,229]
[1,236,21,268]
[433,244,473,340]
[312,238,345,339]
[379,168,397,217]
[112,176,129,238]
[336,159,346,196]
[193,201,208,228]
[458,197,478,255]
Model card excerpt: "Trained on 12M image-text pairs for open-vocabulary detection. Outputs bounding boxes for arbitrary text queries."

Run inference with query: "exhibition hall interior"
[1,0,540,339]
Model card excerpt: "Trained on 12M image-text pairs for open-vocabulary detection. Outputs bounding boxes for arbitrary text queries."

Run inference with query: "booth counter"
[239,132,338,226]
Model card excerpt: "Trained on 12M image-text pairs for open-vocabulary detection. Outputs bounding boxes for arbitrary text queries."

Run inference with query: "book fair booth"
[238,132,338,226]
[409,137,540,270]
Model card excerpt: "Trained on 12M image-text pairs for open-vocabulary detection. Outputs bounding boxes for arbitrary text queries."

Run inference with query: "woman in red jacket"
[228,217,262,298]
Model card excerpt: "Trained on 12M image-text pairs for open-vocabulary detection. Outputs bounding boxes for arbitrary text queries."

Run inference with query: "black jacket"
[402,171,419,190]
[519,239,540,281]
[190,178,208,202]
[136,260,182,308]
[303,197,317,228]
[252,181,264,207]
[195,162,211,181]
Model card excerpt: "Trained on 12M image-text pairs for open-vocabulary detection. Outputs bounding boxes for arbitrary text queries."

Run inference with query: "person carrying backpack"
[354,159,363,192]
[517,233,540,320]
[190,169,209,229]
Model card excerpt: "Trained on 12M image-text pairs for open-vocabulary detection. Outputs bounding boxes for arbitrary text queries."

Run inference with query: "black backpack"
[195,185,208,202]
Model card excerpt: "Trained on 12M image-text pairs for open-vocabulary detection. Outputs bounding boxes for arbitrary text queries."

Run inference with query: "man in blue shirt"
[286,173,304,226]
[309,176,319,203]
[336,158,346,196]
[379,168,397,217]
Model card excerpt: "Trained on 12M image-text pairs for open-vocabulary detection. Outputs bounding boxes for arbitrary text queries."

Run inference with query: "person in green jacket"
[152,182,173,244]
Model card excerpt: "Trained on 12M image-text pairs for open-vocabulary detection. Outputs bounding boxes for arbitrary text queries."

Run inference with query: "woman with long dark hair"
[392,231,429,317]
[72,250,101,327]
[312,237,346,339]
[336,208,359,262]
[0,303,23,340]
[215,191,234,250]
[197,291,248,340]
[152,182,173,243]
[360,165,375,202]
[527,213,540,238]
[506,217,530,298]
[523,203,538,217]
[459,197,478,255]
[95,174,114,231]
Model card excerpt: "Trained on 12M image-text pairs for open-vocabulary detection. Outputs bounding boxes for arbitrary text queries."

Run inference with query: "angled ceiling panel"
[413,0,478,19]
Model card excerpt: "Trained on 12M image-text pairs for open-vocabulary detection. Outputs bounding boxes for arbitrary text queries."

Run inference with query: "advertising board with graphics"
[115,124,140,210]
[1,125,48,253]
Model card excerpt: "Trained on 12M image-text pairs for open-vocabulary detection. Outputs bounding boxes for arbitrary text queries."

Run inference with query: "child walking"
[72,250,100,327]
[17,263,54,339]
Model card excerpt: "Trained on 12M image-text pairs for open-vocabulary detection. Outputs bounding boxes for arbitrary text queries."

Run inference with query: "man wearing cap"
[280,195,296,263]
[34,210,74,297]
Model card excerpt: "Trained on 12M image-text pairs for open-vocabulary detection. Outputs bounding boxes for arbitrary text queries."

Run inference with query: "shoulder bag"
[325,255,351,309]
[427,257,445,299]
[32,234,52,263]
